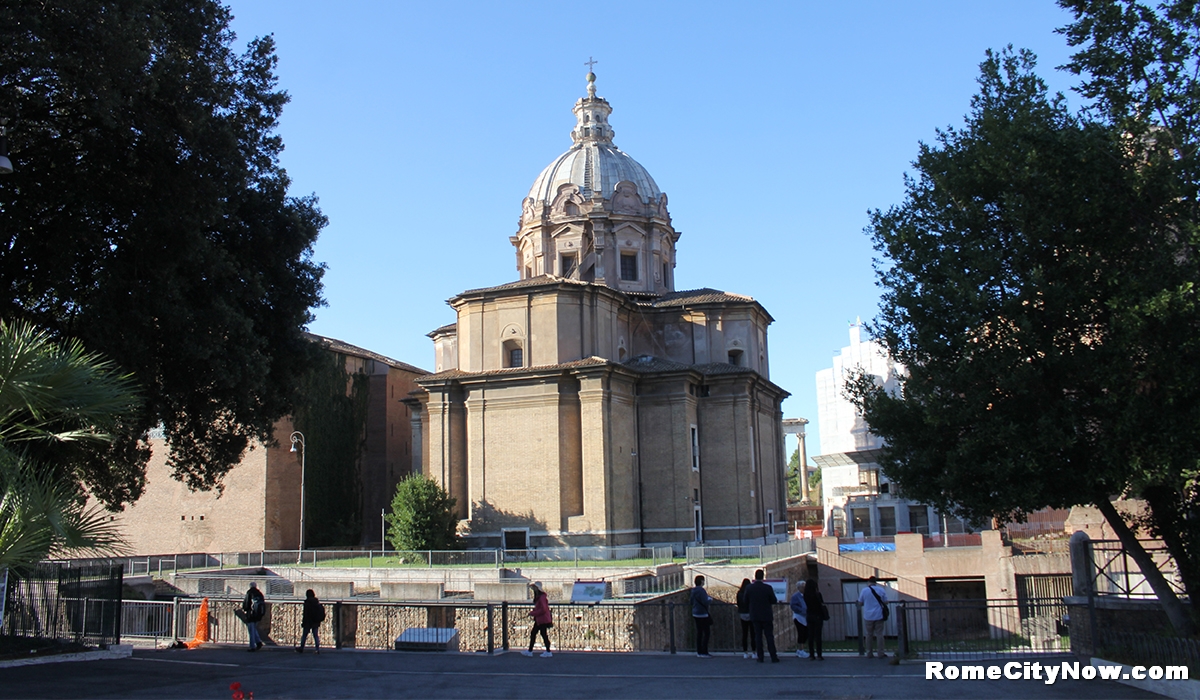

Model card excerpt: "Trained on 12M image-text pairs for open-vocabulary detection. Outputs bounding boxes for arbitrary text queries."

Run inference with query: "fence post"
[501,601,509,651]
[333,602,343,649]
[857,601,865,656]
[897,601,907,658]
[486,604,495,655]
[669,602,676,654]
[82,597,90,642]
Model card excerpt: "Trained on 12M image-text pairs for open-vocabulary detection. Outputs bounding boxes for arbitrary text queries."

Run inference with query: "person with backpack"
[521,582,554,657]
[241,582,266,651]
[857,576,889,658]
[296,589,325,654]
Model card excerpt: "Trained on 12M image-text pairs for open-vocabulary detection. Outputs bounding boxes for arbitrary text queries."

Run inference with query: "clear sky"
[226,1,1084,457]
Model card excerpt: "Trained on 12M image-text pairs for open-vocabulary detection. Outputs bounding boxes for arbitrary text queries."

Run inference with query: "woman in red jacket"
[521,581,553,657]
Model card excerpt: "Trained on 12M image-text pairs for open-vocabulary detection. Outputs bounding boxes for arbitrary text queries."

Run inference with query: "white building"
[813,323,951,538]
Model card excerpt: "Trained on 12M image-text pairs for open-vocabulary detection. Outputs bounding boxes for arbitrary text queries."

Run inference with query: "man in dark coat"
[296,589,325,654]
[746,569,780,662]
[241,582,265,651]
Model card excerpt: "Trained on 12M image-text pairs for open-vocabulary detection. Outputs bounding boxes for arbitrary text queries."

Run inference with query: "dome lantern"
[513,67,679,296]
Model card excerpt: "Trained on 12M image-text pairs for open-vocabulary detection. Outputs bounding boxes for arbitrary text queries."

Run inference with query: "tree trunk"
[1139,485,1200,609]
[1095,498,1195,637]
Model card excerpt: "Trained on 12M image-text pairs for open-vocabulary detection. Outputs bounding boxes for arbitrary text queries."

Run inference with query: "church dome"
[525,72,663,207]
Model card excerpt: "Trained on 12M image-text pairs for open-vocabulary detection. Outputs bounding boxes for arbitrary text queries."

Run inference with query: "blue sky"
[227,1,1083,456]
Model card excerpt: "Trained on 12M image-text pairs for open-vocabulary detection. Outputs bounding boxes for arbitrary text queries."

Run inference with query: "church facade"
[409,72,789,550]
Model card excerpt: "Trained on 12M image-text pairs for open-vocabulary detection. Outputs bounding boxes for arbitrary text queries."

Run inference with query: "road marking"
[132,657,241,668]
[175,661,924,680]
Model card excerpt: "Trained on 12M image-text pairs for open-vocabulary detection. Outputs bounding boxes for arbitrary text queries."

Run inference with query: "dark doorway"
[926,578,988,641]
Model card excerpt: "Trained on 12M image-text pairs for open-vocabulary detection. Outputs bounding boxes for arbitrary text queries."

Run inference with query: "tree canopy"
[386,475,460,552]
[854,2,1200,636]
[0,0,326,507]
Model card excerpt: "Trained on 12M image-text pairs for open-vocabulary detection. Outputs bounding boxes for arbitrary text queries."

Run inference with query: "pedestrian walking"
[789,580,809,658]
[736,578,753,659]
[296,589,325,654]
[240,582,265,651]
[747,569,780,663]
[858,575,889,658]
[690,575,713,658]
[522,582,554,657]
[803,577,825,660]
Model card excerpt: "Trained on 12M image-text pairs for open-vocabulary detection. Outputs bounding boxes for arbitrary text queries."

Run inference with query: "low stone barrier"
[380,581,444,600]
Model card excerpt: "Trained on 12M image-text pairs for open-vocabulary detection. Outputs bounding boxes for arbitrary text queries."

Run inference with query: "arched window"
[503,339,524,368]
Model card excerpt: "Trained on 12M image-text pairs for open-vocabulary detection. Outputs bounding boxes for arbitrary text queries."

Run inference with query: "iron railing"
[1089,539,1184,598]
[2,564,124,646]
[686,538,813,565]
[122,596,801,654]
[897,598,1070,659]
[57,545,678,575]
[118,594,1075,659]
[1094,629,1200,677]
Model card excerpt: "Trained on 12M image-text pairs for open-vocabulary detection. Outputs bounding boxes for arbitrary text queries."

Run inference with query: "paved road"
[0,647,1164,699]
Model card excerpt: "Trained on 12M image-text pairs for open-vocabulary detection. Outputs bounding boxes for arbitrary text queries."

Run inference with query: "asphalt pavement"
[0,646,1166,699]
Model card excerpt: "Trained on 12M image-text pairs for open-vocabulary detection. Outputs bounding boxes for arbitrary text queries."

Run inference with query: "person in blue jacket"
[789,580,809,658]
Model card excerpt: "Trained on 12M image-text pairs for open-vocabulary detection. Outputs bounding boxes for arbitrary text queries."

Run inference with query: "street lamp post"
[290,431,306,555]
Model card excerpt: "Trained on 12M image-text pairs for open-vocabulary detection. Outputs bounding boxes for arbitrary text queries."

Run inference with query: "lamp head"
[290,443,297,453]
[0,122,11,175]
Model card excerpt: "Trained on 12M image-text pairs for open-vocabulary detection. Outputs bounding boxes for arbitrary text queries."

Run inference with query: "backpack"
[251,593,265,620]
[316,604,326,623]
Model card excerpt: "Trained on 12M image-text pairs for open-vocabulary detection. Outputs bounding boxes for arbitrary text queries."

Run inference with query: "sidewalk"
[0,646,1163,699]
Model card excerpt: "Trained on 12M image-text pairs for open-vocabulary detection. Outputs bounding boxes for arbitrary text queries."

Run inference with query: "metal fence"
[897,598,1070,659]
[2,564,124,646]
[1089,539,1184,598]
[59,546,677,575]
[686,538,814,565]
[117,594,1073,659]
[121,596,800,654]
[1094,629,1200,677]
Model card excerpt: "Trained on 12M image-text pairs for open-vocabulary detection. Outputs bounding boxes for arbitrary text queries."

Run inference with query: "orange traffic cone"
[185,597,211,649]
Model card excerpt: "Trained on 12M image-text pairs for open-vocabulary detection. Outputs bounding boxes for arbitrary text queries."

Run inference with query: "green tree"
[386,475,460,552]
[0,321,134,569]
[292,349,369,548]
[0,0,326,507]
[853,44,1200,635]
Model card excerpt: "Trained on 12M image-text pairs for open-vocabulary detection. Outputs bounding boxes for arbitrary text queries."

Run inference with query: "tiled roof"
[693,362,757,376]
[457,275,591,297]
[305,333,429,375]
[427,322,457,337]
[621,355,694,373]
[622,355,757,376]
[642,288,756,308]
[417,356,611,382]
